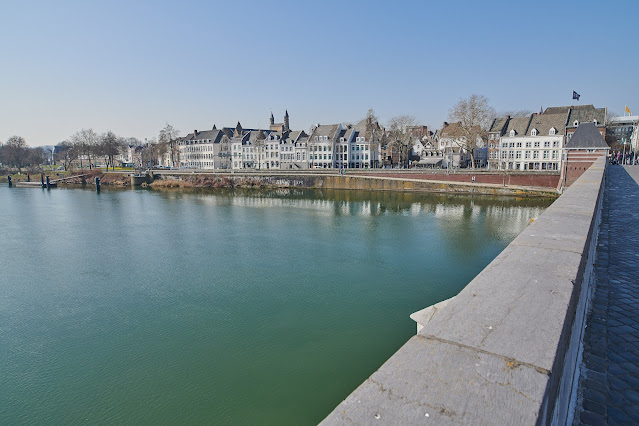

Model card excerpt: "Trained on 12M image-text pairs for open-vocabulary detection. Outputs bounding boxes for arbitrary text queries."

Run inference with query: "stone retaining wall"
[150,171,557,197]
[321,157,606,425]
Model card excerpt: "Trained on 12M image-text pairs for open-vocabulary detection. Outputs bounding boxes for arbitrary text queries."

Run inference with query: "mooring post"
[95,177,100,192]
[46,175,50,190]
[40,173,45,188]
[27,173,30,182]
[7,175,12,187]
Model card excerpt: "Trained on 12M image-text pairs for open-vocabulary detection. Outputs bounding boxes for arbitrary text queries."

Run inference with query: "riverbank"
[1,170,560,197]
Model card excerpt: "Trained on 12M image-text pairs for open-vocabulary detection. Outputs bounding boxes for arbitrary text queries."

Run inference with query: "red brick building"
[561,122,609,188]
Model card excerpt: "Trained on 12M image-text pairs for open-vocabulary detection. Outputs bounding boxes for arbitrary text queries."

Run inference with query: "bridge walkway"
[577,165,639,424]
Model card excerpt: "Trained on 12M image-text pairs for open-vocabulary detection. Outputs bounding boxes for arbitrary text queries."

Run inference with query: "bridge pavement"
[577,165,639,425]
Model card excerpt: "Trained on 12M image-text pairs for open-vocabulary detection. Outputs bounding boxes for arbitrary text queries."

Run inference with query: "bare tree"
[100,131,125,171]
[5,135,28,173]
[70,129,99,169]
[54,141,78,171]
[387,115,417,168]
[158,123,180,167]
[448,94,495,169]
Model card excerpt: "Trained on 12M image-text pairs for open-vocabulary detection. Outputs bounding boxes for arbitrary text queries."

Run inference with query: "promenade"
[577,165,639,424]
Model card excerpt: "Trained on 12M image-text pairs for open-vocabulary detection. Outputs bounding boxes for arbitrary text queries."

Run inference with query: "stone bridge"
[321,158,608,425]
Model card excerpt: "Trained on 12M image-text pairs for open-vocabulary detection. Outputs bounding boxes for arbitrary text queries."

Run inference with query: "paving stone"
[580,410,606,425]
[576,166,639,425]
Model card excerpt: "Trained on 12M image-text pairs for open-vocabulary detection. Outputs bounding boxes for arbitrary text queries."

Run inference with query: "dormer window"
[573,120,579,126]
[531,129,538,136]
[509,130,515,137]
[549,128,556,135]
[593,119,598,126]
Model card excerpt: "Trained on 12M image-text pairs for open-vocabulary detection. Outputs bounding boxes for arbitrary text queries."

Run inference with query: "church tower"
[284,110,290,132]
[270,112,275,126]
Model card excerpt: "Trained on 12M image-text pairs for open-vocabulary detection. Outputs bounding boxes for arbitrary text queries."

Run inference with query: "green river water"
[0,185,553,424]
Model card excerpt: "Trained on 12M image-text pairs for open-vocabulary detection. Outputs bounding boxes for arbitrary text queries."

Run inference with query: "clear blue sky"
[1,0,637,146]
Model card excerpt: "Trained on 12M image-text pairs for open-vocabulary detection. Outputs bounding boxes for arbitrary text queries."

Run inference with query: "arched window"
[573,120,579,126]
[531,129,538,136]
[593,119,598,126]
[509,130,515,137]
[549,128,556,135]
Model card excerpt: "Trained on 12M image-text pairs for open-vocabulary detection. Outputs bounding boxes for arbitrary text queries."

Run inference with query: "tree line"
[1,124,182,173]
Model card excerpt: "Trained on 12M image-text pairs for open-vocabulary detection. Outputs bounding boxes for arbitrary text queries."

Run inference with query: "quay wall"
[321,157,606,425]
[150,170,558,197]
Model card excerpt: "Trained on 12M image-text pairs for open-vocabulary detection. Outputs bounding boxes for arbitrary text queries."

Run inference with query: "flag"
[572,91,580,100]
[625,105,632,115]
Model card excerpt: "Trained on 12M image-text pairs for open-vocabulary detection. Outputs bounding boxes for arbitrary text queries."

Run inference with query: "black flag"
[572,91,580,100]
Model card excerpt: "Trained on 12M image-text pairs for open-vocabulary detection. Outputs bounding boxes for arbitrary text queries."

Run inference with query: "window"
[502,142,508,148]
[534,142,540,148]
[525,151,530,159]
[531,129,537,136]
[552,151,557,159]
[516,142,522,148]
[593,119,598,126]
[553,141,558,147]
[533,151,539,159]
[509,142,514,148]
[543,151,549,159]
[516,151,521,159]
[510,130,515,136]
[549,128,556,135]
[573,120,579,126]
[544,141,550,147]
[526,142,531,148]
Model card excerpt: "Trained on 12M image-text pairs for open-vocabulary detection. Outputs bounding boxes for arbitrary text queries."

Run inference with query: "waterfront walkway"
[577,165,639,424]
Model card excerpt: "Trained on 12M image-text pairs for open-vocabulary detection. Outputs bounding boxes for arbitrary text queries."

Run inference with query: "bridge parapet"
[322,157,606,425]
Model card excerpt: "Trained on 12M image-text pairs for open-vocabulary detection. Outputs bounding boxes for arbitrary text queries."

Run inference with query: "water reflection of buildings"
[160,189,549,228]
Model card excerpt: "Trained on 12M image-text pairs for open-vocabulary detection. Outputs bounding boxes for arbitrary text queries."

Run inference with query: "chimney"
[194,130,198,136]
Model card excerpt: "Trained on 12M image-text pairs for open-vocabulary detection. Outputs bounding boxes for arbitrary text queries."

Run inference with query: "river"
[0,185,553,424]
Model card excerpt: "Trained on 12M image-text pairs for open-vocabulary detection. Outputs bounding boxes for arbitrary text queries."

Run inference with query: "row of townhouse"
[487,105,607,171]
[175,112,385,171]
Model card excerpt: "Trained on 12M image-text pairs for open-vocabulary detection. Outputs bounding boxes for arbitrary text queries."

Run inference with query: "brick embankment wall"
[565,151,607,187]
[361,171,560,188]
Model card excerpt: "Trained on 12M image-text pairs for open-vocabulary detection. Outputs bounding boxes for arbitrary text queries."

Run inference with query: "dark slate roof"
[503,116,532,137]
[311,124,340,139]
[566,107,606,128]
[527,111,569,136]
[564,123,609,149]
[544,105,595,114]
[182,129,226,143]
[489,117,509,134]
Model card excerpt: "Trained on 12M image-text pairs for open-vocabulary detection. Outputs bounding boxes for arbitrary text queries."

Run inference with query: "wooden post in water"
[46,176,50,190]
[95,177,101,192]
[40,174,45,188]
[7,175,11,187]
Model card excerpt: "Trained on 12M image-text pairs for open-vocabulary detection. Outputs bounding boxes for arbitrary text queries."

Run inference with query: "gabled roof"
[489,117,509,134]
[527,111,569,136]
[311,124,340,139]
[182,129,226,143]
[566,106,606,128]
[504,116,532,137]
[544,104,595,114]
[564,123,609,149]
